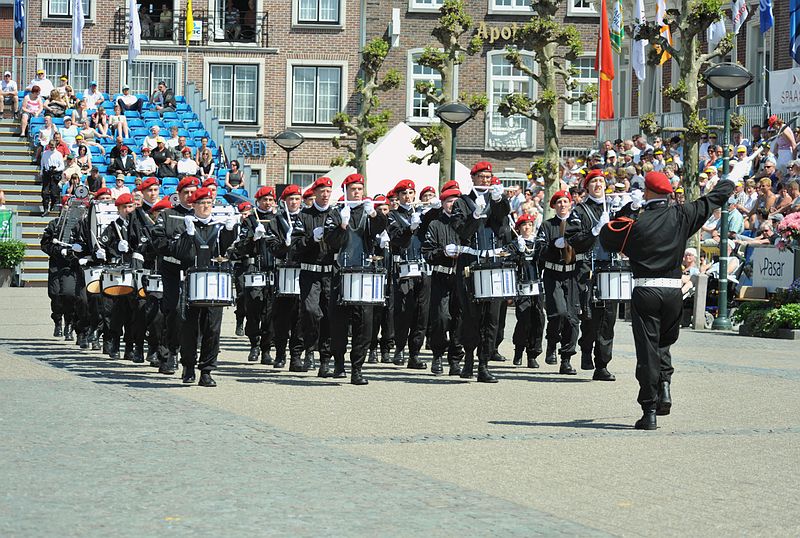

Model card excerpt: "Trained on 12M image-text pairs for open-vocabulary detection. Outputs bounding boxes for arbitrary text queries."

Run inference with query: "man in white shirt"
[0,71,19,117]
[165,125,180,149]
[116,84,143,112]
[110,175,131,200]
[83,81,105,109]
[143,125,161,150]
[135,146,158,177]
[26,69,54,96]
[40,140,65,214]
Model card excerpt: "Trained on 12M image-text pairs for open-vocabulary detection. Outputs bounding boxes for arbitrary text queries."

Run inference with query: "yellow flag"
[185,0,193,46]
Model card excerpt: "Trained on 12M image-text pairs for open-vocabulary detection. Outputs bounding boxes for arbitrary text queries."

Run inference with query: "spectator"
[195,137,210,163]
[756,159,780,192]
[681,247,700,295]
[109,145,135,176]
[51,131,70,157]
[34,115,56,164]
[76,123,111,154]
[176,147,199,177]
[772,182,793,215]
[43,89,68,118]
[133,190,144,207]
[143,125,161,149]
[86,167,105,193]
[71,99,92,128]
[701,208,721,245]
[151,80,176,113]
[91,106,111,138]
[225,3,242,40]
[0,190,5,209]
[19,85,44,137]
[83,81,105,109]
[109,136,127,160]
[787,160,800,184]
[59,117,79,149]
[749,178,776,229]
[110,174,131,199]
[151,138,177,177]
[41,140,65,177]
[165,125,180,149]
[781,180,800,215]
[224,160,245,190]
[197,147,215,179]
[63,85,78,108]
[75,144,93,172]
[61,154,82,184]
[0,71,19,118]
[55,75,69,98]
[768,115,797,173]
[174,136,188,156]
[26,69,54,96]
[135,146,157,177]
[157,5,173,39]
[64,173,84,196]
[116,84,143,112]
[108,104,130,138]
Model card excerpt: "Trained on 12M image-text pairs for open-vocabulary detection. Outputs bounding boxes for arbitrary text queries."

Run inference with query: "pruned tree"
[636,0,733,203]
[497,0,595,218]
[331,37,401,184]
[410,0,487,186]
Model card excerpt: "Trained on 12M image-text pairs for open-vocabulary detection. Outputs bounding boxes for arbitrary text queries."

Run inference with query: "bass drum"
[470,262,517,302]
[595,267,634,301]
[187,269,234,307]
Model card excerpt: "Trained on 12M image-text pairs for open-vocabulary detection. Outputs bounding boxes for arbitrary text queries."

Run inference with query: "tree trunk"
[540,44,560,220]
[355,132,368,186]
[680,37,702,205]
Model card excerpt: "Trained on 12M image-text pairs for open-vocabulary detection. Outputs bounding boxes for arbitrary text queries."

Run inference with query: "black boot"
[102,336,111,355]
[182,365,196,383]
[78,332,89,349]
[108,339,120,360]
[545,342,557,365]
[559,356,577,375]
[351,368,368,385]
[303,351,316,370]
[527,351,540,369]
[367,349,378,363]
[580,351,594,371]
[274,351,287,369]
[317,358,333,378]
[289,353,307,372]
[198,372,217,387]
[657,381,672,416]
[380,350,392,363]
[490,350,506,362]
[247,346,259,362]
[53,320,63,338]
[64,323,73,341]
[431,355,443,375]
[123,342,135,361]
[513,347,523,366]
[332,356,347,378]
[477,359,498,383]
[460,354,475,379]
[91,332,101,351]
[235,320,244,337]
[260,350,273,365]
[159,352,177,375]
[407,355,427,370]
[635,408,658,430]
[132,344,145,363]
[146,349,159,367]
[592,367,616,381]
[392,350,406,365]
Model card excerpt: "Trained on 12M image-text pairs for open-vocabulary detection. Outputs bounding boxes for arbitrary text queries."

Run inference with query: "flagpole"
[70,2,76,86]
[596,22,602,142]
[22,0,28,85]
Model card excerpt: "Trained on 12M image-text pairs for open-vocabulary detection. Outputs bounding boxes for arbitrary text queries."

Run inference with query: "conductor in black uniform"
[600,171,733,430]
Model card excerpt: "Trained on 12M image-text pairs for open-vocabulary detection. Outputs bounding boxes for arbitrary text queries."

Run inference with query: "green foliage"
[0,239,25,269]
[528,158,547,179]
[731,301,770,324]
[664,79,688,103]
[539,89,558,107]
[498,92,536,119]
[765,304,800,331]
[409,125,446,165]
[461,92,488,113]
[686,0,725,30]
[685,111,710,137]
[729,112,745,133]
[734,301,800,337]
[380,69,402,92]
[640,113,661,136]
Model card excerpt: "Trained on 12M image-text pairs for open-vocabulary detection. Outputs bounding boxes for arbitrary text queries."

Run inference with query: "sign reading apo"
[751,246,797,292]
[769,68,800,115]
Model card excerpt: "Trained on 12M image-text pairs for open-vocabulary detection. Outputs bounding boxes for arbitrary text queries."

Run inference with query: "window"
[297,0,341,25]
[291,66,342,126]
[210,64,259,124]
[490,0,531,13]
[409,0,443,10]
[407,52,442,122]
[745,21,771,106]
[566,58,596,126]
[487,52,534,150]
[48,0,90,18]
[41,58,94,94]
[290,171,324,186]
[125,61,178,95]
[137,0,176,41]
[567,0,596,16]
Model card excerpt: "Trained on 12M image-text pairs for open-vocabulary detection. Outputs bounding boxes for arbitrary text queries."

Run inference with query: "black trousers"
[579,301,617,368]
[244,287,274,350]
[234,266,246,325]
[95,295,113,340]
[496,301,508,350]
[543,270,580,357]
[329,278,373,370]
[299,270,332,359]
[140,294,164,354]
[393,274,431,358]
[370,286,395,353]
[428,272,464,360]
[48,265,76,324]
[273,295,303,359]
[160,267,184,354]
[180,305,223,372]
[456,276,502,362]
[41,169,60,209]
[631,286,680,410]
[513,296,546,356]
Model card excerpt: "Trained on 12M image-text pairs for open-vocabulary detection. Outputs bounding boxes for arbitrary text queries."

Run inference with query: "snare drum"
[339,267,386,306]
[244,272,270,288]
[142,273,164,297]
[276,263,301,296]
[133,269,151,298]
[187,268,234,307]
[83,266,104,294]
[517,280,544,297]
[471,262,517,301]
[595,267,634,301]
[398,261,423,279]
[101,267,135,297]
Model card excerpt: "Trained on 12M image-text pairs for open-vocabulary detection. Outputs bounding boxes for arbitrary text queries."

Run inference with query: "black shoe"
[235,322,244,336]
[581,352,594,371]
[132,345,145,363]
[634,409,658,430]
[490,350,506,362]
[123,344,135,361]
[477,365,498,383]
[182,366,196,384]
[380,351,392,364]
[289,355,307,372]
[78,334,89,349]
[559,358,577,375]
[448,358,462,376]
[367,349,378,363]
[303,351,316,370]
[431,356,443,375]
[91,337,101,351]
[247,346,259,362]
[351,369,368,385]
[64,324,73,341]
[407,356,427,370]
[657,382,672,416]
[159,354,177,375]
[274,355,286,369]
[260,350,273,365]
[513,347,523,366]
[102,338,111,355]
[332,367,347,378]
[460,356,475,379]
[317,360,332,378]
[146,351,159,367]
[198,372,217,387]
[392,350,406,366]
[592,367,616,381]
[527,356,540,369]
[545,346,557,365]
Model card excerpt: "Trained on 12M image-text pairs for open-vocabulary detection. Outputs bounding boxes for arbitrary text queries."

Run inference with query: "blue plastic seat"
[89,145,103,155]
[162,186,177,196]
[162,111,179,120]
[124,111,141,119]
[102,100,115,109]
[186,121,203,130]
[176,103,190,112]
[30,117,45,125]
[145,120,166,130]
[122,137,136,146]
[161,177,179,188]
[94,164,108,174]
[142,111,159,120]
[175,95,186,104]
[52,117,64,126]
[131,128,148,137]
[231,188,248,198]
[216,187,228,197]
[128,119,145,129]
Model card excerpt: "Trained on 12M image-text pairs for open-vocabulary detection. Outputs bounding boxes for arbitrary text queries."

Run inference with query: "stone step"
[0,163,40,172]
[0,176,39,186]
[3,185,43,195]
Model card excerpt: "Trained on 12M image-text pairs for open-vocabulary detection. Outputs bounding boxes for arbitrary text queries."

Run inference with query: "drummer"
[323,173,386,384]
[368,195,395,365]
[132,176,163,366]
[510,213,546,369]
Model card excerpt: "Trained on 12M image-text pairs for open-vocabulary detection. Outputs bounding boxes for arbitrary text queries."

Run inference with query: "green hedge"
[0,239,25,269]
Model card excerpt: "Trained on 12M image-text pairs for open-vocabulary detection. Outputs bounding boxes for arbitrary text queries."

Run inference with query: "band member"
[368,195,395,364]
[450,161,510,382]
[267,185,306,371]
[41,209,77,340]
[81,188,115,352]
[387,179,430,369]
[151,176,197,374]
[510,213,546,368]
[536,190,581,375]
[600,172,733,430]
[422,186,465,376]
[323,173,387,384]
[296,176,335,373]
[565,168,618,381]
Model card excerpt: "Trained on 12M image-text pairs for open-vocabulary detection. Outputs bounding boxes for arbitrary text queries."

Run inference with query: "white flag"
[707,17,726,51]
[128,0,141,62]
[71,0,84,55]
[731,0,749,34]
[632,0,648,81]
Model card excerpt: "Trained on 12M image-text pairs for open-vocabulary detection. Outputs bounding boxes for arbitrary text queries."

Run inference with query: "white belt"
[300,263,334,273]
[544,261,576,272]
[393,255,422,263]
[163,256,181,265]
[574,253,588,261]
[431,265,455,275]
[634,278,682,288]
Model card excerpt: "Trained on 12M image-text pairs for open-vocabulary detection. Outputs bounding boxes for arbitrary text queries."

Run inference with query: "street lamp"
[435,102,474,182]
[703,63,753,331]
[272,130,305,185]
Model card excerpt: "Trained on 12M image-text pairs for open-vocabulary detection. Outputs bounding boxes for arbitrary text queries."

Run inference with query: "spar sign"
[769,68,800,115]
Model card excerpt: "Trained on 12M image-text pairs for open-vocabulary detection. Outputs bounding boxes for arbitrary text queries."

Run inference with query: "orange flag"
[595,0,615,120]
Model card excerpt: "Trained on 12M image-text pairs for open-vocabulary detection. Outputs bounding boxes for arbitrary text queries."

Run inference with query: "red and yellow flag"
[595,0,615,120]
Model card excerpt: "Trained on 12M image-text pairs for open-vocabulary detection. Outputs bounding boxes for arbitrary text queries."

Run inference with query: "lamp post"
[272,130,305,185]
[703,63,753,331]
[435,102,474,182]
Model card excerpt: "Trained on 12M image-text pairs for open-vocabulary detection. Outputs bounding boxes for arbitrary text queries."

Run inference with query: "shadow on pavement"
[489,419,632,430]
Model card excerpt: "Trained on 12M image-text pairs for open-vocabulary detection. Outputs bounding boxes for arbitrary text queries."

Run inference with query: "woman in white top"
[71,99,92,129]
[176,147,199,177]
[108,104,130,139]
[134,146,157,177]
[35,115,56,164]
[20,85,44,137]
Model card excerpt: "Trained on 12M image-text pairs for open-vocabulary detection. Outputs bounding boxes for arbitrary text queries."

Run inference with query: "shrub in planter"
[763,303,800,333]
[0,239,25,269]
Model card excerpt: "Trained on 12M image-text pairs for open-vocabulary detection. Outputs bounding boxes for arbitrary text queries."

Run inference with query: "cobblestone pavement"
[1,288,799,537]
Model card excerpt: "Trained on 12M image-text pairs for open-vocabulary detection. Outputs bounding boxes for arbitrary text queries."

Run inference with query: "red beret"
[281,184,301,200]
[373,194,388,204]
[190,187,213,204]
[386,190,396,199]
[302,188,314,199]
[342,173,364,188]
[470,161,492,176]
[177,176,199,192]
[115,193,134,206]
[442,180,459,191]
[120,145,129,152]
[338,195,345,202]
[151,196,173,212]
[549,189,573,208]
[420,186,436,198]
[583,168,604,187]
[767,114,779,127]
[94,187,111,198]
[312,176,333,190]
[137,177,159,191]
[202,178,217,188]
[393,179,415,193]
[140,146,151,153]
[181,147,192,154]
[515,214,535,228]
[238,201,253,212]
[440,188,461,201]
[255,186,275,199]
[490,176,501,185]
[645,171,673,194]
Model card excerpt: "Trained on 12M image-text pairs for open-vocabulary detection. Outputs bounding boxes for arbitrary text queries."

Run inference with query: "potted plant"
[0,239,26,287]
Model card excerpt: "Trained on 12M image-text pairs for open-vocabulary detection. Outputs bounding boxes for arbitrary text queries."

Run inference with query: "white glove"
[410,211,421,230]
[429,197,442,209]
[95,248,106,260]
[491,183,504,201]
[445,243,459,257]
[284,228,293,247]
[340,204,351,227]
[517,236,526,251]
[492,247,505,257]
[71,243,83,253]
[379,230,390,249]
[184,215,195,236]
[78,257,88,266]
[117,239,129,253]
[630,189,644,210]
[554,237,566,249]
[225,215,237,231]
[254,223,266,240]
[473,194,487,219]
[363,200,375,216]
[592,211,610,236]
[60,248,68,257]
[313,226,324,242]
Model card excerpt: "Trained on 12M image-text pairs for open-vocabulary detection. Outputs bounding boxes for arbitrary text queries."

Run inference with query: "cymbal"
[368,255,384,262]
[212,256,229,263]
